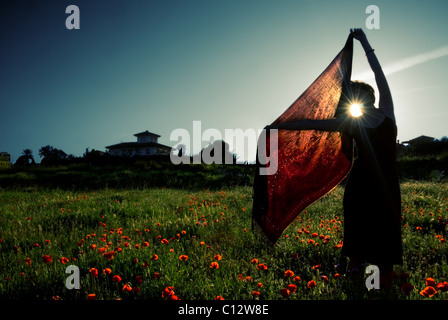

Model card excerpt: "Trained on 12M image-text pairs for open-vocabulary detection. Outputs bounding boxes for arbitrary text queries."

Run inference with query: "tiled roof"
[134,130,160,137]
[105,142,171,150]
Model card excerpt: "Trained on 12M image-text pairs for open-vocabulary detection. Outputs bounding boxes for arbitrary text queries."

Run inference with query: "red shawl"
[252,35,354,243]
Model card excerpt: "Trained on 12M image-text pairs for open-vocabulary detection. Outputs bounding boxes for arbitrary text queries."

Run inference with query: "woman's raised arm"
[351,28,395,122]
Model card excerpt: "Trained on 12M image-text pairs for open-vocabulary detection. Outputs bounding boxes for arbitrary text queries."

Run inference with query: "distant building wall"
[0,152,11,168]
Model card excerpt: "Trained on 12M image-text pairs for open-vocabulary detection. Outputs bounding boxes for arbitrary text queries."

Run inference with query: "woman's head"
[336,81,375,117]
[350,81,375,107]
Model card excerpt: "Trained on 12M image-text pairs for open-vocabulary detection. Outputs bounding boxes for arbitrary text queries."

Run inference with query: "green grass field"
[0,181,447,300]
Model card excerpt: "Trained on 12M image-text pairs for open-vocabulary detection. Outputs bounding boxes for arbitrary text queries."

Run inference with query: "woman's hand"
[350,28,367,43]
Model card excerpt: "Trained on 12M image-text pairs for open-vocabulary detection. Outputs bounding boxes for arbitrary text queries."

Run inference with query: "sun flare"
[349,104,363,117]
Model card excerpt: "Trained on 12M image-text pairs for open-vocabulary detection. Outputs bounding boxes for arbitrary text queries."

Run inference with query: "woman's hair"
[334,80,375,117]
[350,80,375,106]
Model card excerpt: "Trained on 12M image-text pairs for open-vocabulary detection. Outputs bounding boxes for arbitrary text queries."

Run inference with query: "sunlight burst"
[349,104,363,117]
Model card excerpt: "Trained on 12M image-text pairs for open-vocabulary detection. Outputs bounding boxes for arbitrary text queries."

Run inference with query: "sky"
[1,0,447,164]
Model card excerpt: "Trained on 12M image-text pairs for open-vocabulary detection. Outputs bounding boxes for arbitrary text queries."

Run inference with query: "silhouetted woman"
[266,29,402,290]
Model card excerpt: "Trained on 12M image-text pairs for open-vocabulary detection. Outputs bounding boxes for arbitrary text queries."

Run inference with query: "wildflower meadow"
[0,181,447,302]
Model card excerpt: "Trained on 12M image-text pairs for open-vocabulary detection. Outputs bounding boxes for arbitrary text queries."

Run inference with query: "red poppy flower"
[112,275,122,283]
[87,294,96,300]
[252,291,260,297]
[89,268,99,278]
[162,286,175,298]
[103,251,115,260]
[420,286,437,297]
[286,284,297,293]
[284,270,294,277]
[42,255,52,264]
[210,262,219,269]
[257,263,268,271]
[179,255,188,261]
[103,268,112,275]
[401,283,414,295]
[293,276,301,282]
[280,288,290,297]
[426,277,437,287]
[122,284,132,293]
[307,280,317,289]
[437,282,448,292]
[59,257,69,264]
[334,243,343,250]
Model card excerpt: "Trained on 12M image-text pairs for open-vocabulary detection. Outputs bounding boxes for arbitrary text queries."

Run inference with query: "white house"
[106,130,171,157]
[401,135,435,147]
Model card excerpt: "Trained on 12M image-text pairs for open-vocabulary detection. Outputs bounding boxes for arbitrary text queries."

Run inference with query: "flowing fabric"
[253,35,354,243]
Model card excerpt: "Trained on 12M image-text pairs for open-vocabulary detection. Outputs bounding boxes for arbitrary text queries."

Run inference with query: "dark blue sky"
[1,0,448,163]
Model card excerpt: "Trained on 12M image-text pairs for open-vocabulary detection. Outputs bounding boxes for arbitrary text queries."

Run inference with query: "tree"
[14,149,36,166]
[39,145,68,165]
[199,140,237,165]
[22,149,35,163]
[39,145,54,159]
